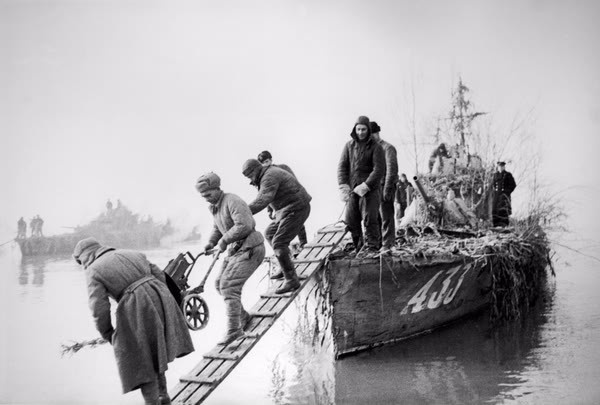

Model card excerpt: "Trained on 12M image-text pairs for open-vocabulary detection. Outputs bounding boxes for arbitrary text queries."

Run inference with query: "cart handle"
[198,251,221,289]
[183,249,216,280]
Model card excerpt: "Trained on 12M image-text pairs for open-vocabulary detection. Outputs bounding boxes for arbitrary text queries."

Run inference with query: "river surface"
[1,234,600,405]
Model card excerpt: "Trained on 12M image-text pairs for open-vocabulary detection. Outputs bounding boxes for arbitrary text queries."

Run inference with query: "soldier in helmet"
[196,172,266,345]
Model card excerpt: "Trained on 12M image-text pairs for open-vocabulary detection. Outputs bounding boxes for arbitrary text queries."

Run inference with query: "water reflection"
[272,278,556,404]
[333,281,555,404]
[19,256,47,286]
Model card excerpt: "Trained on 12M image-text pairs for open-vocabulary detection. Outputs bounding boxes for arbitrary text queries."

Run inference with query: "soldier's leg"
[297,225,308,247]
[362,188,382,250]
[157,372,170,405]
[272,204,311,294]
[380,197,396,250]
[218,245,265,344]
[140,378,160,405]
[264,220,279,247]
[345,193,363,250]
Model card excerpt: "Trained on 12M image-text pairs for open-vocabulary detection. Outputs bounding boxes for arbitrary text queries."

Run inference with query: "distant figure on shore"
[29,215,44,237]
[196,172,265,345]
[17,217,27,239]
[492,161,517,227]
[35,215,44,237]
[29,217,36,237]
[337,115,385,257]
[257,150,309,249]
[428,143,450,174]
[395,173,414,223]
[370,121,398,254]
[73,237,194,405]
[106,199,113,213]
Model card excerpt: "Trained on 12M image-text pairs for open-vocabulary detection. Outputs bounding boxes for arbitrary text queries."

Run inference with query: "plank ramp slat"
[170,224,347,404]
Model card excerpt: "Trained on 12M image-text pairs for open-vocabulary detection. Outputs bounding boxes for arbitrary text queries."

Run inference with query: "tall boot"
[273,247,300,294]
[218,297,244,345]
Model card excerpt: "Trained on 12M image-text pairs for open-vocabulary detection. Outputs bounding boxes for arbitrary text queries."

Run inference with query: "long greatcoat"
[85,248,194,393]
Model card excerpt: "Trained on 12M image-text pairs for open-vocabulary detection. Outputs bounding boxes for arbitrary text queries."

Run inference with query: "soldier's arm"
[207,224,223,247]
[507,173,517,193]
[248,173,279,214]
[385,145,399,191]
[364,143,385,189]
[221,197,254,244]
[337,143,350,185]
[87,275,114,342]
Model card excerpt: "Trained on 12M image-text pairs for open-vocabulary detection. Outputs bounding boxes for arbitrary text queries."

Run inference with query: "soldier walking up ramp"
[170,223,347,404]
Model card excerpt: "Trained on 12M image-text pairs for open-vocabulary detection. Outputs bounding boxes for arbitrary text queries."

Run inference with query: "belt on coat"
[119,275,155,300]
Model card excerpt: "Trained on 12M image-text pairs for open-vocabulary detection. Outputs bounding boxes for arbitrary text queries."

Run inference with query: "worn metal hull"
[327,255,491,357]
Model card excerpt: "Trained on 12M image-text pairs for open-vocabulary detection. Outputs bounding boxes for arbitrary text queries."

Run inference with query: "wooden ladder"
[170,223,347,404]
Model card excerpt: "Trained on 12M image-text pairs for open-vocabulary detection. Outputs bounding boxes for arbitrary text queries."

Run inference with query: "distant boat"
[16,203,173,256]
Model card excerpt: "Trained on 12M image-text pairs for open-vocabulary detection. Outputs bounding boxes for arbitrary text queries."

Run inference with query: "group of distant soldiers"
[70,114,517,405]
[16,215,44,239]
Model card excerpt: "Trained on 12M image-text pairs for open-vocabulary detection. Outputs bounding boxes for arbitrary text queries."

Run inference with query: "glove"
[203,243,214,254]
[353,182,370,197]
[339,184,351,202]
[383,187,394,202]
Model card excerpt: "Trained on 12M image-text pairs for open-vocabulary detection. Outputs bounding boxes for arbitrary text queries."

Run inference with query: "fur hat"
[369,121,381,134]
[257,150,272,163]
[355,115,370,127]
[242,159,263,177]
[73,237,101,262]
[196,172,221,192]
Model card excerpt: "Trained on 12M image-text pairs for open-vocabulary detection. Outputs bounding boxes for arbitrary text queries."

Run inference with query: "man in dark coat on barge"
[196,172,266,345]
[242,158,312,294]
[492,161,517,226]
[257,150,309,252]
[338,115,386,256]
[73,237,194,405]
[369,121,399,253]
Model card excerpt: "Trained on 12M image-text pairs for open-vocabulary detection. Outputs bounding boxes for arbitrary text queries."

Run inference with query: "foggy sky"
[1,0,599,241]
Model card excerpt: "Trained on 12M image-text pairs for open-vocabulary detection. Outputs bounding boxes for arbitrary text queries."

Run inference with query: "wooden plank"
[171,225,347,404]
[202,352,239,361]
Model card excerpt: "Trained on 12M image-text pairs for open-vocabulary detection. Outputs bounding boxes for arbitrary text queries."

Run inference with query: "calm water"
[1,236,599,405]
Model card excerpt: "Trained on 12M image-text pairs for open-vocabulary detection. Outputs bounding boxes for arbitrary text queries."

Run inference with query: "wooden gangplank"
[170,223,347,404]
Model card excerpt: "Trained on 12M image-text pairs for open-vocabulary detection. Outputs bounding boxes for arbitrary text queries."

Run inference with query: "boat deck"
[170,223,347,404]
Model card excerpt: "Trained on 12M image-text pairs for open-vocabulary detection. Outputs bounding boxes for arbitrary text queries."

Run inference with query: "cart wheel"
[182,293,210,331]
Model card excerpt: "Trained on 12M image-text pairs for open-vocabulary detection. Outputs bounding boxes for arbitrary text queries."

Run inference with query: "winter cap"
[257,150,272,163]
[355,115,370,127]
[497,161,506,166]
[73,237,101,261]
[369,121,381,134]
[242,159,263,177]
[196,172,221,192]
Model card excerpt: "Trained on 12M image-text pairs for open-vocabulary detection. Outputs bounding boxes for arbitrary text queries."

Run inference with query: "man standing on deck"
[257,150,309,252]
[370,121,398,254]
[242,158,312,294]
[396,173,414,223]
[73,237,194,405]
[492,161,517,227]
[338,115,385,257]
[196,172,266,345]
